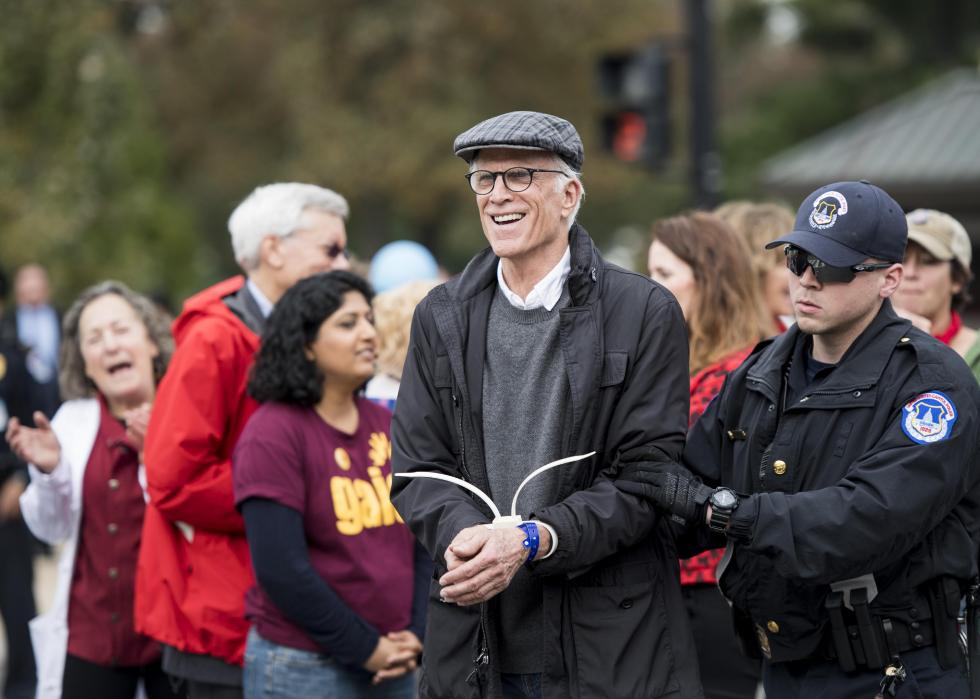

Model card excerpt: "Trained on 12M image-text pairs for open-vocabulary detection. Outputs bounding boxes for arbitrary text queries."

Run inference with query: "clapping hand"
[5,411,62,474]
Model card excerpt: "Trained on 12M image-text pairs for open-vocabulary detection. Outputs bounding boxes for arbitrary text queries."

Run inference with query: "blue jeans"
[243,629,415,699]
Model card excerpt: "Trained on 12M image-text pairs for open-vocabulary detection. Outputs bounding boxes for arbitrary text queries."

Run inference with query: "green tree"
[0,0,204,308]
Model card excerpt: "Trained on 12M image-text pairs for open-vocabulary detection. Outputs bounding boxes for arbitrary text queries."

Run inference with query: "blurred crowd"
[1,115,979,699]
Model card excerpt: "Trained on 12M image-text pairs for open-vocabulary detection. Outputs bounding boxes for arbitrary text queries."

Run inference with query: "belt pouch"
[852,588,888,668]
[826,590,857,672]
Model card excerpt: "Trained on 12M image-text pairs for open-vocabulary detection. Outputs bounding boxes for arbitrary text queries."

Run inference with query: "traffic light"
[597,42,672,169]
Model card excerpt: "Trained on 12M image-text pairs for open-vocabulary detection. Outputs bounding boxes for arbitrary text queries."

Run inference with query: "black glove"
[615,462,713,525]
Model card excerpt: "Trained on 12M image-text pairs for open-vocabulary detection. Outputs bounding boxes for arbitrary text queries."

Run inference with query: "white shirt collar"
[496,246,571,311]
[246,278,275,318]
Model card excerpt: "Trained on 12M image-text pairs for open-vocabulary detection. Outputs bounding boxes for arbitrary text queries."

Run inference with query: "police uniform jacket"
[683,300,980,663]
[391,223,703,699]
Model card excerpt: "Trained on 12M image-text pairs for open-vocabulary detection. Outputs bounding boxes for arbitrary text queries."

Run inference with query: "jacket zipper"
[452,388,491,695]
[451,391,471,482]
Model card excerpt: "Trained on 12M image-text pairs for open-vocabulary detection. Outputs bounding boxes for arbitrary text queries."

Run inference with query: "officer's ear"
[879,263,904,300]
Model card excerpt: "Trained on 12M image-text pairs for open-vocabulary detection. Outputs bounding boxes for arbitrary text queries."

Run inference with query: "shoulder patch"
[902,391,957,444]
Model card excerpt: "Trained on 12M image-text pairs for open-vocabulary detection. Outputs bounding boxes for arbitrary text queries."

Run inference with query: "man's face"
[789,254,897,338]
[275,209,350,291]
[892,242,958,321]
[15,265,50,307]
[473,148,579,264]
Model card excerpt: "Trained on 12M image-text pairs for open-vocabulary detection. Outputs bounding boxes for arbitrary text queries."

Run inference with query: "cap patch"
[809,191,849,230]
[908,209,930,226]
[902,391,957,444]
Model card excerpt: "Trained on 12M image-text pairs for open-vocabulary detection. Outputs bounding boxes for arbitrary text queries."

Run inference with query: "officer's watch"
[708,488,739,533]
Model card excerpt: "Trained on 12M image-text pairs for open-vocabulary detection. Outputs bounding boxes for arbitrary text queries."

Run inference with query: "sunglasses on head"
[784,246,893,284]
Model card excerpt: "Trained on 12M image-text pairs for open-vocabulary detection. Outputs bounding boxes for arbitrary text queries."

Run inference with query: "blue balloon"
[369,240,439,293]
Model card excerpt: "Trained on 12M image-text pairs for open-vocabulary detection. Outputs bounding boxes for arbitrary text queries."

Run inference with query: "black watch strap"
[708,507,733,533]
[708,489,738,533]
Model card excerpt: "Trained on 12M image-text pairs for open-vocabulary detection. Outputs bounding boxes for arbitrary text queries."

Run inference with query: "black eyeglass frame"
[464,167,568,195]
[784,245,893,284]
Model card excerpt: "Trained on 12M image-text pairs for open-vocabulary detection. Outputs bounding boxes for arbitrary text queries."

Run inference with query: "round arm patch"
[902,391,957,444]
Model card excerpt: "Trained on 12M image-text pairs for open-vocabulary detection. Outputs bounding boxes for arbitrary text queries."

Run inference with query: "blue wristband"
[517,522,540,564]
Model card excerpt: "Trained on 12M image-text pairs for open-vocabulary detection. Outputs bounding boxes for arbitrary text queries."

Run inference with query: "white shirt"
[246,278,274,318]
[496,246,571,311]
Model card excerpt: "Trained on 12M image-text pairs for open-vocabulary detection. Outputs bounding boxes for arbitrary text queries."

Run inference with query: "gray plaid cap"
[453,111,584,172]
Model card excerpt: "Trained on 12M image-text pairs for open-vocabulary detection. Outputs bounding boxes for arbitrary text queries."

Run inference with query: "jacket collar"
[748,299,913,392]
[447,222,600,308]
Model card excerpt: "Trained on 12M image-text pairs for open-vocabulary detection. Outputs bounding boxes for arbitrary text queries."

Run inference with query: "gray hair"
[59,281,174,400]
[228,183,350,271]
[553,155,586,226]
[469,154,585,226]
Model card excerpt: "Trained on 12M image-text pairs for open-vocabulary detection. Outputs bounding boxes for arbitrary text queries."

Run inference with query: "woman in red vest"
[9,281,182,699]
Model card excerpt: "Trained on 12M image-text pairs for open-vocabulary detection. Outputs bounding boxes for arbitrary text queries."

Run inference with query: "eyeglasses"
[784,246,893,284]
[464,167,567,195]
[324,243,349,260]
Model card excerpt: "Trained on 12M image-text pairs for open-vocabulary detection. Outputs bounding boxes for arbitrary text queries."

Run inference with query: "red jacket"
[135,276,260,665]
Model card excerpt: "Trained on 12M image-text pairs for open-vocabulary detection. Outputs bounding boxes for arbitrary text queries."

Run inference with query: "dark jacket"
[683,300,980,663]
[391,224,703,699]
[0,306,60,418]
[0,320,41,485]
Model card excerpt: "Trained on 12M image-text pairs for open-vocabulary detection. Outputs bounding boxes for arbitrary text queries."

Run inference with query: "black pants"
[763,646,969,699]
[0,516,37,699]
[682,583,761,699]
[184,679,243,699]
[62,654,186,699]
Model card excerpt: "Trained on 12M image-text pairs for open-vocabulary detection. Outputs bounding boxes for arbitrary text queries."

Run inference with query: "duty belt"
[824,595,936,671]
[823,576,961,671]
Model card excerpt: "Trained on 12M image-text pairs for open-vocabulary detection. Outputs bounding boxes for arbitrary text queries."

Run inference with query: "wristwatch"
[708,488,739,533]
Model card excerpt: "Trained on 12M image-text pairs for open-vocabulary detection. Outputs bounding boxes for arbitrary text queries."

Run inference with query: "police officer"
[618,180,980,698]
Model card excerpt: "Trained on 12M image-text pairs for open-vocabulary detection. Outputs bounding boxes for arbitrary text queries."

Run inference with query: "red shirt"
[67,399,159,666]
[680,346,754,586]
[233,399,415,654]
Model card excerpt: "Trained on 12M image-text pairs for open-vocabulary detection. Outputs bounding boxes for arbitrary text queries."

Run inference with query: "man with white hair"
[391,111,700,698]
[135,183,351,698]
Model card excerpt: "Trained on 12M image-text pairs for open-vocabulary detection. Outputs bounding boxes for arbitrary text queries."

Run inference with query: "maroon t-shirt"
[233,398,415,653]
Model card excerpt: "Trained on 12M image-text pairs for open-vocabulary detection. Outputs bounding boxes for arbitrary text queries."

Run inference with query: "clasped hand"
[615,461,713,525]
[439,525,539,606]
[364,630,422,685]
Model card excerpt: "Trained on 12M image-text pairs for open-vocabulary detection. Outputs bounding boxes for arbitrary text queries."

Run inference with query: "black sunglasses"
[324,243,349,260]
[784,246,893,284]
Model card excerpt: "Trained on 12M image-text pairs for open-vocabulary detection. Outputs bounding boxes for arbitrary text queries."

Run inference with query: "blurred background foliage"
[1,0,978,307]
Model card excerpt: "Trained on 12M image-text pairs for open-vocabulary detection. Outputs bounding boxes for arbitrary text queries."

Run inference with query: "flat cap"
[453,111,584,172]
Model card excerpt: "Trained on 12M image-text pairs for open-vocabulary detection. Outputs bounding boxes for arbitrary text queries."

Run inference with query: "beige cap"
[905,208,972,273]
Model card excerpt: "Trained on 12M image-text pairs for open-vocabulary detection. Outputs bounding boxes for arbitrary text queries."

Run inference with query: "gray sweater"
[483,285,571,674]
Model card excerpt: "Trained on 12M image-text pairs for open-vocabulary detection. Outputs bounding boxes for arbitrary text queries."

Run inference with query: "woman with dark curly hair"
[7,280,183,699]
[232,270,430,699]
